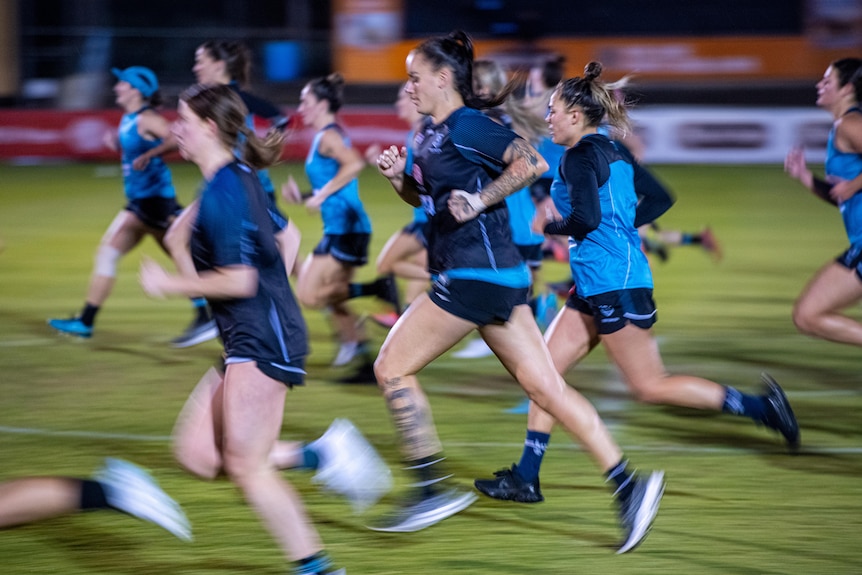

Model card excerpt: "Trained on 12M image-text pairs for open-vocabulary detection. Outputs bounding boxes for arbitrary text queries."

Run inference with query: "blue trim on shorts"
[444,265,531,288]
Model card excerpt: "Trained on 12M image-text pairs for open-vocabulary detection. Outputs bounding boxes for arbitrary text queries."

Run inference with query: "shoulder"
[136,108,169,132]
[318,125,350,154]
[835,108,862,152]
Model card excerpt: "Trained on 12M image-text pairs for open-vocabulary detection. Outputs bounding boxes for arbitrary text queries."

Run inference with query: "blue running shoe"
[504,398,531,414]
[48,317,92,338]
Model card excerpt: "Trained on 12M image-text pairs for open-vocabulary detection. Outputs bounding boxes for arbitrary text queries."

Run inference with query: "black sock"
[80,479,110,510]
[79,304,99,328]
[407,455,449,497]
[348,281,375,299]
[605,459,635,502]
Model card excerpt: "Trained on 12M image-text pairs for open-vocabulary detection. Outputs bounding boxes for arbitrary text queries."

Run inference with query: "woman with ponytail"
[374,33,662,550]
[478,63,799,547]
[139,83,376,575]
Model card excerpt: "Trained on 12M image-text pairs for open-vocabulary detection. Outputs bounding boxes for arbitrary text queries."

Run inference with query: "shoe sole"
[617,471,665,554]
[171,325,219,348]
[367,491,478,533]
[474,480,544,503]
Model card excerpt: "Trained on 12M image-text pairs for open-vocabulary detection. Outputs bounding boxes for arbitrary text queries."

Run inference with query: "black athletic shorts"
[313,233,370,266]
[566,287,658,335]
[836,245,862,282]
[429,276,529,327]
[125,196,183,230]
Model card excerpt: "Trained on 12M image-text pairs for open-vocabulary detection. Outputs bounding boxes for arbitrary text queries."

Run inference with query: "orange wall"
[335,35,849,84]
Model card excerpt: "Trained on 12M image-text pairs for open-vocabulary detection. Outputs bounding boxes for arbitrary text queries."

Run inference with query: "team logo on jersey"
[428,130,446,154]
[419,194,435,216]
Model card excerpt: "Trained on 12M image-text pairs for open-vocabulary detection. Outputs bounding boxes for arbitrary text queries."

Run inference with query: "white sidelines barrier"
[632,106,832,164]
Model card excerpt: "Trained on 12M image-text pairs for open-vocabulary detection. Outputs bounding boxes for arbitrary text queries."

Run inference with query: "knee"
[372,353,395,390]
[791,303,818,336]
[93,245,122,278]
[221,455,264,491]
[627,380,665,405]
[173,442,220,480]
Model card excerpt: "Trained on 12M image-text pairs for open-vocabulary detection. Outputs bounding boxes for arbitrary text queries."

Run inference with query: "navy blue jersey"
[191,161,308,372]
[409,107,528,287]
[229,82,288,197]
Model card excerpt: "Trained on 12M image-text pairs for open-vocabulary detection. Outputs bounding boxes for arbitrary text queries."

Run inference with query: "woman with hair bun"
[478,63,800,547]
[283,73,400,378]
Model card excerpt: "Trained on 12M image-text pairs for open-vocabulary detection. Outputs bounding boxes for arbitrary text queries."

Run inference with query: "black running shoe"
[616,470,665,554]
[760,372,800,450]
[474,464,544,503]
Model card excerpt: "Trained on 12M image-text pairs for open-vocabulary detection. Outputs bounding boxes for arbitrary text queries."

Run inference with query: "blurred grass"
[0,161,860,574]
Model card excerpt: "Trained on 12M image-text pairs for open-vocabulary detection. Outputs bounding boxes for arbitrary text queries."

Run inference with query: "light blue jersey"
[506,187,543,247]
[118,108,175,201]
[305,124,371,236]
[827,108,862,245]
[551,134,653,297]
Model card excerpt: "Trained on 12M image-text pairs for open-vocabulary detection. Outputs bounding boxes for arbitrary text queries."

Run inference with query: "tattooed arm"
[448,138,548,223]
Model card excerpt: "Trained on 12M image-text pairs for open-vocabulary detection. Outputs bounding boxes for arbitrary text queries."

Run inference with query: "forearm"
[478,154,546,208]
[316,161,364,201]
[165,267,258,300]
[394,176,422,207]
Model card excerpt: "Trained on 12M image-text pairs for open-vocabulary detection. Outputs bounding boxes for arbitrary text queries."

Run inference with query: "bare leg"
[221,362,323,561]
[482,305,622,471]
[793,261,862,346]
[173,366,305,478]
[373,293,473,459]
[0,477,82,527]
[603,325,726,409]
[85,211,149,306]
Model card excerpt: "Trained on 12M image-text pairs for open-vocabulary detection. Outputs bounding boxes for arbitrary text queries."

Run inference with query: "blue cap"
[111,66,159,98]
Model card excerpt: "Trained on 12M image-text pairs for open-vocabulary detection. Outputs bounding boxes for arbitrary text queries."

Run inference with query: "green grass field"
[0,161,860,574]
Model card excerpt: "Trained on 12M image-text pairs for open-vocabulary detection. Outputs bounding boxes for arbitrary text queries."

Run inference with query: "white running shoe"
[452,338,493,359]
[311,419,393,513]
[332,341,361,367]
[368,488,478,532]
[616,470,665,554]
[96,458,192,541]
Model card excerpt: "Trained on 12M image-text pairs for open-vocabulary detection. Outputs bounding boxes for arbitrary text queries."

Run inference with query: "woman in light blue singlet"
[48,66,209,342]
[785,57,862,347]
[283,73,399,374]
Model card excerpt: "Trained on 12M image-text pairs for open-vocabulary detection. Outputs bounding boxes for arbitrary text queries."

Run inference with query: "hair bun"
[583,61,603,81]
